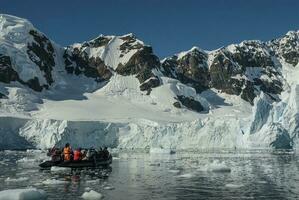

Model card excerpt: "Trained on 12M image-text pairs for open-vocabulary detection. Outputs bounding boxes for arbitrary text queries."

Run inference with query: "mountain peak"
[120,33,135,38]
[0,14,34,41]
[0,14,31,25]
[176,46,205,60]
[285,30,299,37]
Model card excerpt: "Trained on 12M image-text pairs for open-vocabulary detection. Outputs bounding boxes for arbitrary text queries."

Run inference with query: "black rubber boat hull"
[39,156,112,168]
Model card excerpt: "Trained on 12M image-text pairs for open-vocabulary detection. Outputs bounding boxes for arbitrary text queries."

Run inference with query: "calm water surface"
[0,150,298,200]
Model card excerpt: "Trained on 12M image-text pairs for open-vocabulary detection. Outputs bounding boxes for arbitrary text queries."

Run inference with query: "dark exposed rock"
[116,46,159,76]
[269,31,299,66]
[119,34,143,54]
[259,79,283,95]
[209,42,283,104]
[232,41,274,69]
[139,77,160,95]
[0,54,44,92]
[27,30,55,85]
[135,68,155,84]
[85,57,112,81]
[82,36,111,48]
[116,46,161,93]
[282,51,299,66]
[160,56,177,78]
[228,41,283,102]
[173,101,181,108]
[161,48,209,93]
[241,81,256,105]
[63,48,112,82]
[176,95,204,112]
[209,51,244,95]
[23,77,44,92]
[0,55,19,83]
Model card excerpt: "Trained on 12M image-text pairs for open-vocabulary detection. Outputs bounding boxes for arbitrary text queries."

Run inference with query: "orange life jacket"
[74,150,82,161]
[63,147,71,161]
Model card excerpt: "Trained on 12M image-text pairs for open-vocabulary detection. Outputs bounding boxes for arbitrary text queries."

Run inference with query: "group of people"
[49,143,110,162]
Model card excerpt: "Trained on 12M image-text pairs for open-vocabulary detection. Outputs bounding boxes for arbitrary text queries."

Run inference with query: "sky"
[1,0,298,58]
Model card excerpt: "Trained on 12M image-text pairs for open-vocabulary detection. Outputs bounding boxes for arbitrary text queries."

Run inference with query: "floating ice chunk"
[86,179,100,184]
[81,190,103,200]
[202,160,231,173]
[4,150,18,155]
[225,183,244,188]
[32,182,43,186]
[149,147,176,154]
[16,158,37,163]
[0,188,47,200]
[149,163,160,166]
[176,173,193,178]
[16,169,38,176]
[50,166,71,173]
[42,179,68,185]
[168,169,180,174]
[103,186,114,190]
[5,177,29,183]
[256,181,267,184]
[26,149,43,153]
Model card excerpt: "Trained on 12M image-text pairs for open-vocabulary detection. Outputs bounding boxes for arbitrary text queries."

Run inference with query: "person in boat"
[86,148,96,160]
[73,148,82,161]
[81,149,88,160]
[97,147,104,160]
[50,147,62,162]
[63,143,72,162]
[103,147,110,160]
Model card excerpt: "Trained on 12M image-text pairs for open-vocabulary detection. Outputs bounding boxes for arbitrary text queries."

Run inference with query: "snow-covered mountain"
[0,14,298,150]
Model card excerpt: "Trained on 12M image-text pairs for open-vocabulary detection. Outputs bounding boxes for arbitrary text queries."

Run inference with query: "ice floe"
[199,160,231,173]
[86,179,100,184]
[168,169,180,174]
[149,147,176,154]
[103,186,114,190]
[0,188,46,200]
[5,177,29,183]
[176,173,194,178]
[82,190,103,200]
[50,166,71,173]
[42,179,68,185]
[225,183,244,188]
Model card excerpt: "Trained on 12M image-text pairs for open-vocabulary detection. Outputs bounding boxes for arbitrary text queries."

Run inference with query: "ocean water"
[0,149,298,200]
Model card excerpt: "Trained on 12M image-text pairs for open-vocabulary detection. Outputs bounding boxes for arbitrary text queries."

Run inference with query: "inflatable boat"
[39,155,112,169]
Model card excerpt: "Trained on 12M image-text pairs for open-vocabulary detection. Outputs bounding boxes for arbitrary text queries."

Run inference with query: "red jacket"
[74,150,82,161]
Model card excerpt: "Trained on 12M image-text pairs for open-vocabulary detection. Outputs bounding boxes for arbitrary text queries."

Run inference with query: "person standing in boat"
[63,143,72,161]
